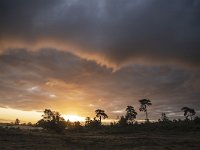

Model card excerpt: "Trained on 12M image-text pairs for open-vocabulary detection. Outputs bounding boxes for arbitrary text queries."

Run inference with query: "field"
[0,127,200,150]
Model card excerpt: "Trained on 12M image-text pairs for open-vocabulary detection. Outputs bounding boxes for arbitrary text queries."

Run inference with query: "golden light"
[0,107,42,123]
[63,114,85,122]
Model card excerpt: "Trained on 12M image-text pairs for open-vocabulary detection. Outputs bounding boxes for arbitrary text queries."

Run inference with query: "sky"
[0,0,200,123]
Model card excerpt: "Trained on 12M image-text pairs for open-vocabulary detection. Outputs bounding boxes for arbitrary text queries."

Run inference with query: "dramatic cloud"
[0,0,200,68]
[0,0,200,121]
[0,49,200,119]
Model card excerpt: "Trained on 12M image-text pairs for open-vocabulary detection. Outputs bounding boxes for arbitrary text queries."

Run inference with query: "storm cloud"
[0,0,200,120]
[0,0,200,68]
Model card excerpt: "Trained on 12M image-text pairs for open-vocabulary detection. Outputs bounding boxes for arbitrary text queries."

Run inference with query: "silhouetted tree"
[27,122,32,126]
[158,113,169,122]
[95,109,108,124]
[65,119,73,129]
[139,99,152,122]
[125,106,137,124]
[85,117,91,126]
[37,109,66,133]
[181,107,196,120]
[73,121,82,129]
[194,116,200,124]
[85,117,101,128]
[118,116,128,126]
[15,118,20,125]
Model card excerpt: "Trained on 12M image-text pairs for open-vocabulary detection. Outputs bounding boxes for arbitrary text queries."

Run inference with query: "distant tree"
[65,119,73,129]
[27,122,32,126]
[139,99,152,122]
[194,116,200,124]
[73,121,82,129]
[37,109,66,133]
[125,106,137,124]
[181,107,196,120]
[118,116,128,126]
[110,121,117,126]
[159,113,169,122]
[15,118,20,125]
[85,117,101,128]
[95,109,108,124]
[85,117,91,126]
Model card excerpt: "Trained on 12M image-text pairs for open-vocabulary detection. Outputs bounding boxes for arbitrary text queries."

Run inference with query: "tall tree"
[125,106,137,124]
[181,107,196,120]
[95,109,108,123]
[139,99,152,122]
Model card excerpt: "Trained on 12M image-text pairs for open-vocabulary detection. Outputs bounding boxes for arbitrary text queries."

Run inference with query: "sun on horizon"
[63,114,85,122]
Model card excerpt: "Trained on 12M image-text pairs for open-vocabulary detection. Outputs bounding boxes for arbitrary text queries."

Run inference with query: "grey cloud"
[0,0,200,68]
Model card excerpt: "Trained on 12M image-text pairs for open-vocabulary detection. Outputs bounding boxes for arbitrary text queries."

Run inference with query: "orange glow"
[63,114,85,122]
[0,108,88,123]
[0,38,117,69]
[0,107,42,123]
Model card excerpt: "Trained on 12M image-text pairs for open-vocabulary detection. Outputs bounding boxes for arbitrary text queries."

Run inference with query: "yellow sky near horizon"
[0,107,118,124]
[0,107,88,123]
[0,107,42,123]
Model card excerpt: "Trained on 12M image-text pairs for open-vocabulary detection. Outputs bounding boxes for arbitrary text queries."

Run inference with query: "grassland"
[0,127,200,150]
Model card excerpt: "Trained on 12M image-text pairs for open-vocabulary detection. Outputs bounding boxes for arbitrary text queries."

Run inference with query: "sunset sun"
[63,114,85,122]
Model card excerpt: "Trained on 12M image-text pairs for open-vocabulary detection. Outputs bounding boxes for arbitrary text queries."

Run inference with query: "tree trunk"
[145,110,149,122]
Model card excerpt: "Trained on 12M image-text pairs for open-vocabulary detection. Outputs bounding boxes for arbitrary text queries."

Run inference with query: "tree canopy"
[125,106,137,124]
[181,107,196,120]
[37,109,66,133]
[95,109,108,123]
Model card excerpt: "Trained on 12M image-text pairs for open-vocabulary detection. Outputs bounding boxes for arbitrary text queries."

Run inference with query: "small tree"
[181,107,196,120]
[85,117,91,126]
[95,109,108,124]
[65,119,73,129]
[125,106,137,124]
[159,113,169,122]
[118,116,128,126]
[15,118,20,125]
[139,99,152,122]
[73,121,82,129]
[27,122,32,126]
[85,117,101,128]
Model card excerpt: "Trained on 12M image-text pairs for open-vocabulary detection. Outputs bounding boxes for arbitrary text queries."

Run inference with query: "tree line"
[30,98,198,133]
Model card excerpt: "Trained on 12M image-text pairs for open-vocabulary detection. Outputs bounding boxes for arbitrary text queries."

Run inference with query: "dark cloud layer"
[0,0,200,68]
